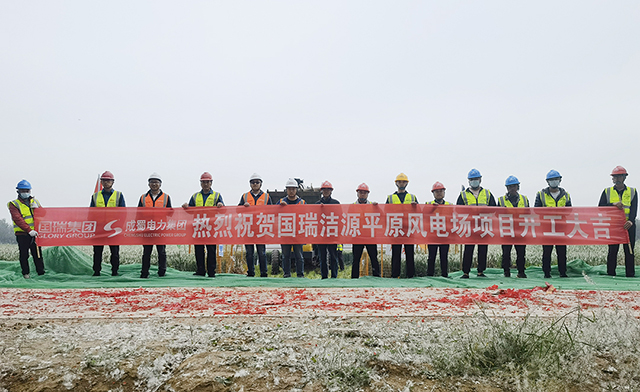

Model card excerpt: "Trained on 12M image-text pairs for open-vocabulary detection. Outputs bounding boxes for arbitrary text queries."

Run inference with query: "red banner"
[34,205,628,246]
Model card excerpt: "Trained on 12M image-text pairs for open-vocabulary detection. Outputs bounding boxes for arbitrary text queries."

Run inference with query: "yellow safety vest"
[428,200,451,205]
[194,191,220,207]
[387,193,416,204]
[8,198,41,233]
[498,194,529,208]
[92,191,121,207]
[460,189,491,205]
[605,186,636,220]
[537,190,570,207]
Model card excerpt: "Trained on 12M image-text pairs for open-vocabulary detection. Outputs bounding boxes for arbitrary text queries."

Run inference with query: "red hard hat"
[431,181,446,192]
[200,172,213,181]
[356,183,370,192]
[100,171,115,180]
[321,181,333,190]
[611,166,628,176]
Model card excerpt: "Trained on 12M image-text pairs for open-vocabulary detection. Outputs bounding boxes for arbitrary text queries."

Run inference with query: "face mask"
[548,180,560,188]
[19,192,31,199]
[469,180,480,188]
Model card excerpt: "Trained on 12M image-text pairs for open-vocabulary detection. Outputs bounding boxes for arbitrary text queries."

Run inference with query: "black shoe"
[544,273,551,279]
[140,274,149,279]
[283,274,291,278]
[111,272,119,277]
[504,271,511,278]
[92,272,100,277]
[559,274,568,278]
[442,275,451,279]
[208,274,216,278]
[158,271,166,277]
[517,273,527,279]
[260,274,268,278]
[477,272,487,278]
[426,273,434,277]
[246,274,255,277]
[461,274,469,279]
[37,271,45,276]
[193,272,206,276]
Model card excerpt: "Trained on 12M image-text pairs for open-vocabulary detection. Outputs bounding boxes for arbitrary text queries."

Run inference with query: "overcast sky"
[2,1,639,222]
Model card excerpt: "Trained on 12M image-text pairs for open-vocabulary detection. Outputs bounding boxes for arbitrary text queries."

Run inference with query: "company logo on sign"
[104,220,122,238]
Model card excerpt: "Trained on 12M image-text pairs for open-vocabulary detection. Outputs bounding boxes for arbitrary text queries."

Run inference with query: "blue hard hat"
[546,170,562,180]
[16,179,32,190]
[505,175,520,186]
[467,169,482,179]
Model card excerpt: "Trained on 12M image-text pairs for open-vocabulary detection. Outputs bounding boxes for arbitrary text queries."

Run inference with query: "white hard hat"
[250,173,262,182]
[285,178,298,188]
[148,172,162,182]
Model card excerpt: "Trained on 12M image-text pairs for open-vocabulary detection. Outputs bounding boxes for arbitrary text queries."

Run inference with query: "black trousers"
[542,245,567,276]
[607,225,636,277]
[352,244,380,278]
[391,244,415,278]
[245,244,267,277]
[501,245,526,274]
[93,245,120,274]
[16,235,44,276]
[318,244,339,278]
[141,245,167,276]
[195,244,216,277]
[427,244,449,277]
[462,244,487,274]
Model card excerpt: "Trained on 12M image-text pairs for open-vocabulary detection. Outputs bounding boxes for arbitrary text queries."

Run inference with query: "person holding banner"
[427,182,451,278]
[8,180,45,279]
[316,181,341,279]
[598,166,637,277]
[456,169,497,279]
[90,171,126,276]
[238,173,272,277]
[535,169,571,278]
[351,183,380,278]
[498,176,529,278]
[138,172,172,278]
[279,178,306,278]
[182,172,224,278]
[386,173,418,278]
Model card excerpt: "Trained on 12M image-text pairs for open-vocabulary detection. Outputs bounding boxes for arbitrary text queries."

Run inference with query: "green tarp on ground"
[1,246,639,290]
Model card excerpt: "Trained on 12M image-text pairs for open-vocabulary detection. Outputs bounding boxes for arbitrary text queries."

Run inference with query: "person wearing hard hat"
[279,178,306,278]
[182,172,224,277]
[426,182,451,278]
[238,173,272,277]
[456,169,497,279]
[316,181,341,279]
[386,173,418,278]
[7,180,45,279]
[90,171,126,276]
[498,176,530,278]
[534,170,572,278]
[352,183,380,278]
[598,166,637,277]
[138,173,172,278]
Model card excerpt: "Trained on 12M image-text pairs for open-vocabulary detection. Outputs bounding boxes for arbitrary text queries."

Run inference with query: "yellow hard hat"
[395,173,409,182]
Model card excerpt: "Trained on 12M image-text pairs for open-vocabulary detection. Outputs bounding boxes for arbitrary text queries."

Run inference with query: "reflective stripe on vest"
[387,193,416,204]
[194,192,220,207]
[8,198,40,233]
[93,191,121,207]
[428,200,451,205]
[537,191,569,207]
[498,195,529,208]
[140,193,168,207]
[605,186,636,220]
[244,192,268,206]
[353,200,372,204]
[460,189,490,205]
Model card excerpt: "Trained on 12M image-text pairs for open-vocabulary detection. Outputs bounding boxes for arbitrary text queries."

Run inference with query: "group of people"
[8,166,636,280]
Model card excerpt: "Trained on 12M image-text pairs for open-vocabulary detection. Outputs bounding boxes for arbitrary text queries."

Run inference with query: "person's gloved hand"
[29,230,38,237]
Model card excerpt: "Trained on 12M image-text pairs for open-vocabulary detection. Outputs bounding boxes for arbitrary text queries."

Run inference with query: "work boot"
[23,274,30,279]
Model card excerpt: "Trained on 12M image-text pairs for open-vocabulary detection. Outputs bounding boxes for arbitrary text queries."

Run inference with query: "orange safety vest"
[244,192,269,206]
[140,192,169,207]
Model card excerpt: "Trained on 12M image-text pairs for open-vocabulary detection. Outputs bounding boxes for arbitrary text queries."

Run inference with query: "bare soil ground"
[2,287,639,391]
